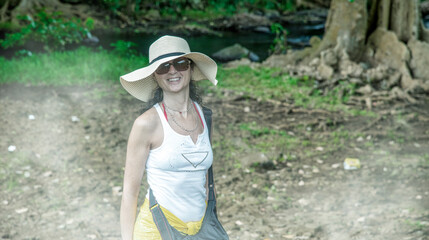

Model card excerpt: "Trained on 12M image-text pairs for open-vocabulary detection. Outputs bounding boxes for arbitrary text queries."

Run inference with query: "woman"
[119,35,228,240]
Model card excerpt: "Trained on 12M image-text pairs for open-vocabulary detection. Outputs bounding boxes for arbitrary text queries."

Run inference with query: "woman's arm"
[120,113,154,240]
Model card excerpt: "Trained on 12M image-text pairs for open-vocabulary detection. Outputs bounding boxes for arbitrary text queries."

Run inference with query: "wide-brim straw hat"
[120,35,218,102]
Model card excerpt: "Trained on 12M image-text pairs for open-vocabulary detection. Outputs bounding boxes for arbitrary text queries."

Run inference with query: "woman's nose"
[168,64,177,73]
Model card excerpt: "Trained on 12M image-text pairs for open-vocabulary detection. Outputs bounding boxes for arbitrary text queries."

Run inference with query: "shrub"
[0,9,94,51]
[110,40,138,57]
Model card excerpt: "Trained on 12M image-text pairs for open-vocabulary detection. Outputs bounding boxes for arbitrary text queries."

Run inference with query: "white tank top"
[145,103,213,222]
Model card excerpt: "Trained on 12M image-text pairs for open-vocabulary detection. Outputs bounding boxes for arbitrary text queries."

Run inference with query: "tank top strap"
[192,102,205,128]
[154,103,173,134]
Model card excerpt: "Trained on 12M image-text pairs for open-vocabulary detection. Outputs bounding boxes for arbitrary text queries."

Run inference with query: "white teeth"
[168,77,180,82]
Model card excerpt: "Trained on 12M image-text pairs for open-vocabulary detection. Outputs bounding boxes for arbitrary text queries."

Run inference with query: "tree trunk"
[319,0,429,95]
[11,0,61,16]
[316,0,426,59]
[0,0,10,22]
[2,0,97,26]
[318,0,368,60]
[263,0,429,98]
[389,0,420,42]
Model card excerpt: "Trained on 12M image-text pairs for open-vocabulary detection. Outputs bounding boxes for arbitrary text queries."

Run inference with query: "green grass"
[202,65,360,113]
[0,153,35,192]
[1,48,369,116]
[237,122,300,157]
[0,47,148,85]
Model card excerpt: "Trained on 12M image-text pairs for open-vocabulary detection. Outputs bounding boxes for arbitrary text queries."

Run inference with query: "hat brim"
[120,52,218,102]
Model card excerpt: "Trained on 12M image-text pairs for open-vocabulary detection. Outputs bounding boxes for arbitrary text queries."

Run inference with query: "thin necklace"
[163,101,192,114]
[164,102,198,133]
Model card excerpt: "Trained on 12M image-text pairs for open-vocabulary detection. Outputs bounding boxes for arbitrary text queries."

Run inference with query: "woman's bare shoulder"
[133,107,160,133]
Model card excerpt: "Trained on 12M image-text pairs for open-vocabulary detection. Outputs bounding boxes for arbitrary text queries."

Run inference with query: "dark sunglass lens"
[155,59,189,74]
[174,59,189,71]
[156,63,170,74]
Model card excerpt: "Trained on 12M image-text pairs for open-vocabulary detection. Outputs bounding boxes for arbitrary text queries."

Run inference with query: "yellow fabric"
[133,198,205,240]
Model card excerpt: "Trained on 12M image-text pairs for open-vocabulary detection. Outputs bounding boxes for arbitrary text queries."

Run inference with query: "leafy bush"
[269,23,288,55]
[0,9,94,51]
[96,0,297,20]
[110,40,138,57]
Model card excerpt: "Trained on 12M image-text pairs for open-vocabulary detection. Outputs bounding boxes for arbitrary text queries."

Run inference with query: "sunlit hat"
[120,35,218,102]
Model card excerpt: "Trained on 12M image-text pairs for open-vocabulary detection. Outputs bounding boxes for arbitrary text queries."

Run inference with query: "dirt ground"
[0,82,428,240]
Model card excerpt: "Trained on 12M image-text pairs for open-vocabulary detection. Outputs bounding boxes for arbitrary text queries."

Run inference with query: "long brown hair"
[142,80,202,113]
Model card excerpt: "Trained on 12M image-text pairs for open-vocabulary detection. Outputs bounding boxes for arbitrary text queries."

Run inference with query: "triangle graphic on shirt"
[181,151,209,168]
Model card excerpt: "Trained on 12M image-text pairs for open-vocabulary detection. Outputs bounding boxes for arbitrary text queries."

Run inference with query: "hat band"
[149,52,186,65]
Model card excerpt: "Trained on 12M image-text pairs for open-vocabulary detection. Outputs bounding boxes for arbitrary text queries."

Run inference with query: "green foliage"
[102,0,297,20]
[201,65,362,114]
[180,8,233,20]
[269,23,288,55]
[0,47,148,85]
[240,122,287,137]
[309,80,357,108]
[215,66,296,99]
[238,121,298,155]
[100,0,126,11]
[330,129,351,145]
[110,40,138,57]
[0,9,94,51]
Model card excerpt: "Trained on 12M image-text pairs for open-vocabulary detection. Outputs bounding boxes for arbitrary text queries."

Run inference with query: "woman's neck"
[162,91,192,113]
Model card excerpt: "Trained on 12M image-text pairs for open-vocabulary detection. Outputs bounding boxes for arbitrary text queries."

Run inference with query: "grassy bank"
[0,47,148,85]
[0,47,361,114]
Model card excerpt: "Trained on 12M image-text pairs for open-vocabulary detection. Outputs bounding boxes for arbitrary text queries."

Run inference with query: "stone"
[263,53,297,68]
[366,64,388,83]
[422,81,429,92]
[384,72,401,89]
[400,74,415,90]
[367,28,410,76]
[391,87,417,103]
[317,63,334,79]
[401,76,429,94]
[356,84,373,95]
[229,13,271,30]
[309,57,320,68]
[320,48,338,66]
[212,44,259,62]
[223,58,252,69]
[248,52,260,62]
[254,26,271,34]
[349,78,363,85]
[309,36,322,48]
[407,39,429,81]
[339,59,364,78]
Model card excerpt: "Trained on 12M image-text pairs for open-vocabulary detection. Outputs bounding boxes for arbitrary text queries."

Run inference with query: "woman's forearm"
[120,192,139,240]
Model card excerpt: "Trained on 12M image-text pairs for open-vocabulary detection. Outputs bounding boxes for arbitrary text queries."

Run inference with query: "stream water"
[0,16,325,61]
[94,23,324,62]
[1,14,428,61]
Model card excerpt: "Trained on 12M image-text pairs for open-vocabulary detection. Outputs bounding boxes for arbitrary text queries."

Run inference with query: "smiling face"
[154,57,192,95]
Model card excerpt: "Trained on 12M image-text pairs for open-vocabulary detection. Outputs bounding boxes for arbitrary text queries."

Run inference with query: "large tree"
[318,0,429,62]
[266,0,429,101]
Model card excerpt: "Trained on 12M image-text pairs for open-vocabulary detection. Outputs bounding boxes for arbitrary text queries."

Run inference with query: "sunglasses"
[155,58,191,75]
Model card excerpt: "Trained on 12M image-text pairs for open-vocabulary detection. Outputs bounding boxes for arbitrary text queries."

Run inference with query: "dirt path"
[1,83,428,240]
